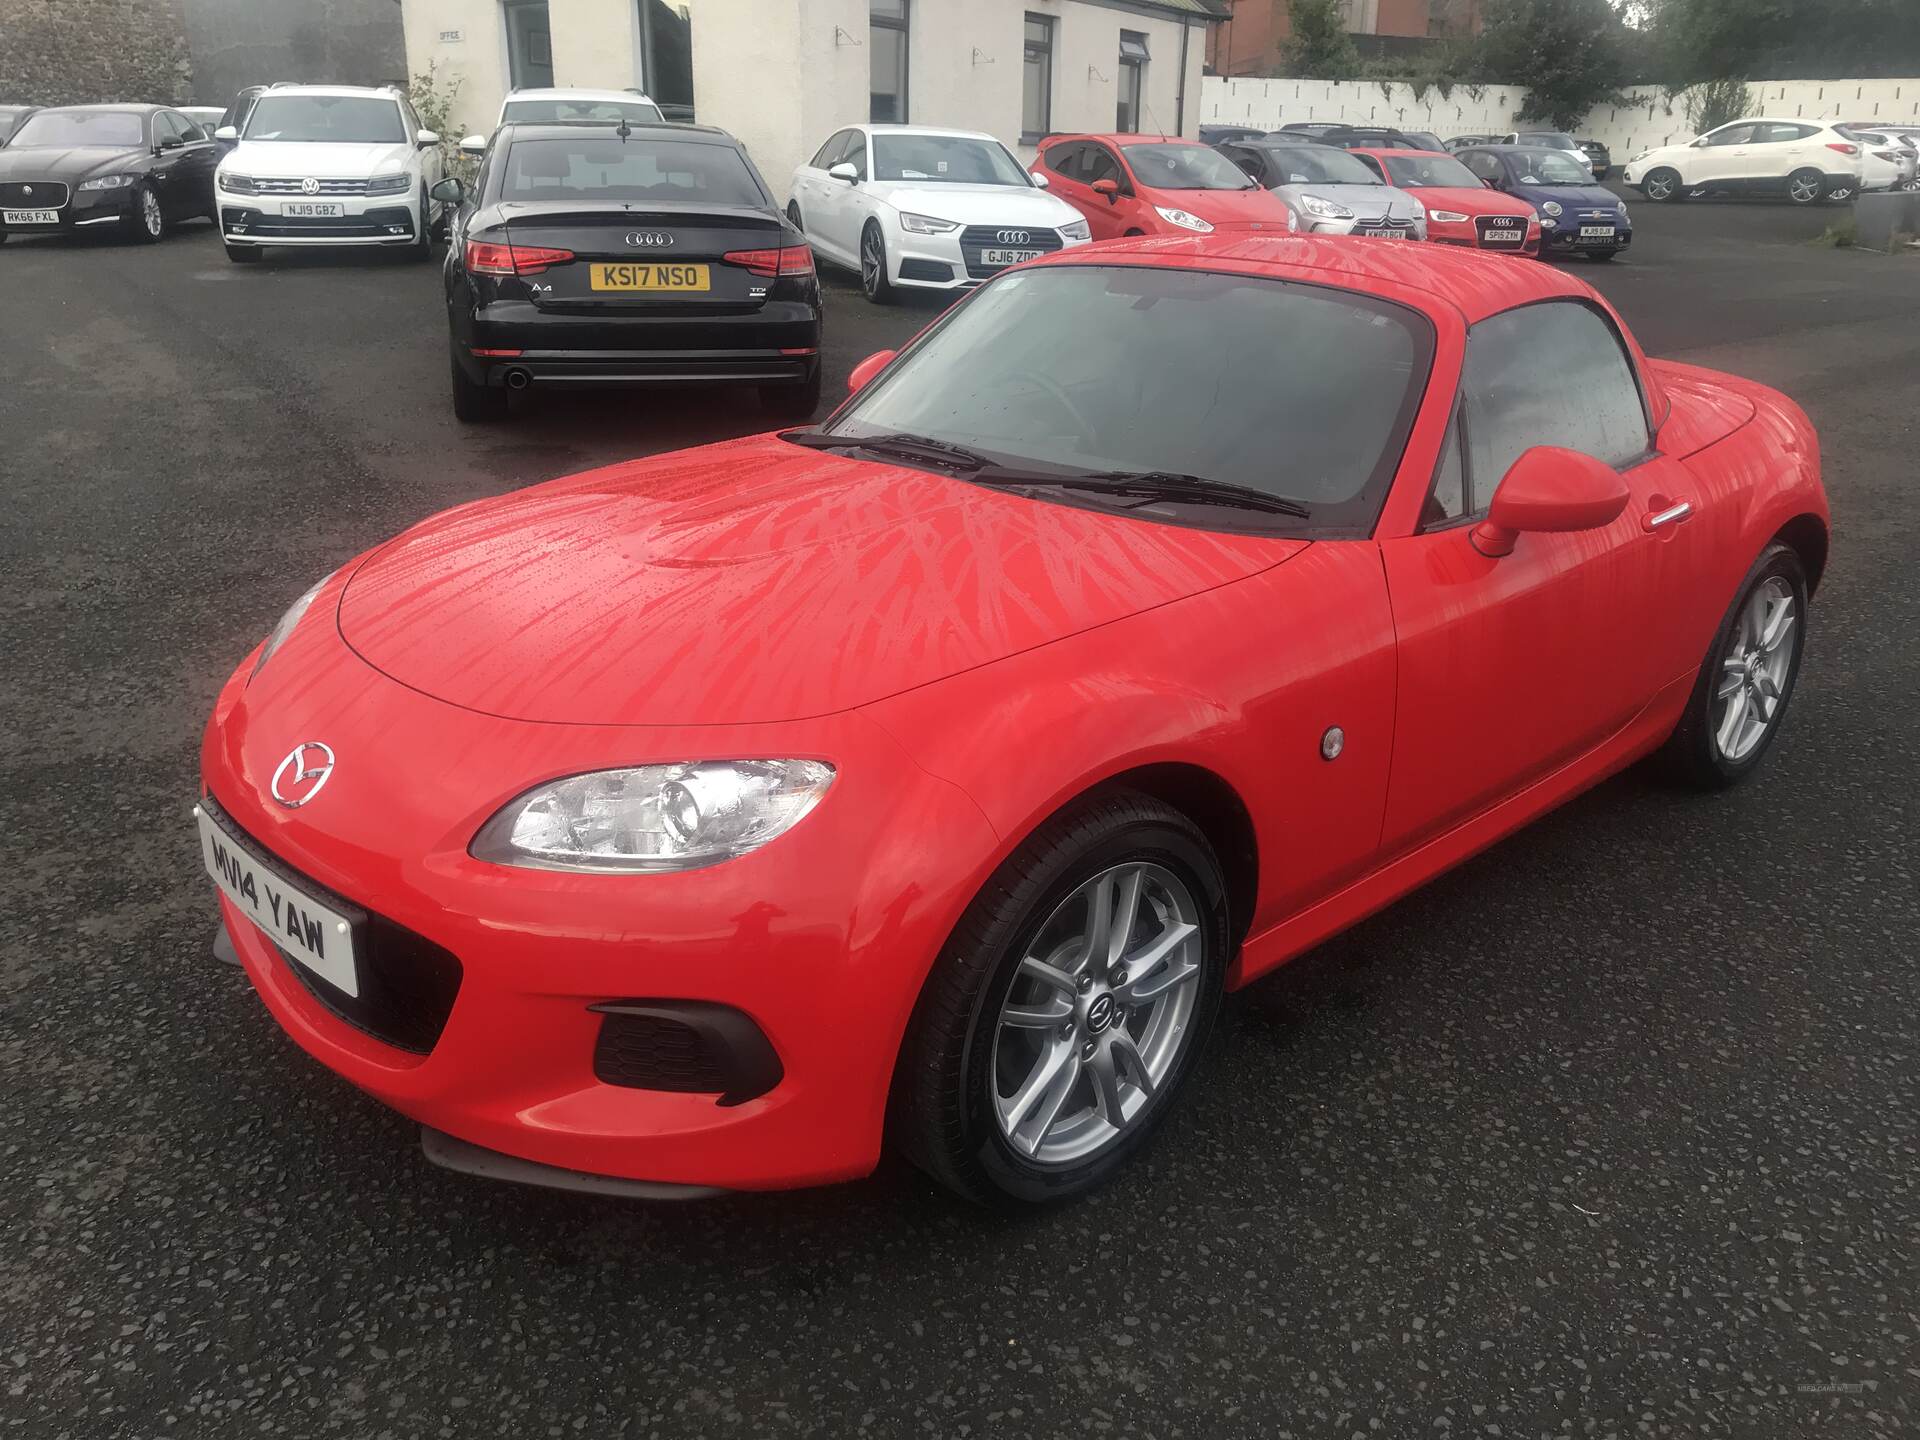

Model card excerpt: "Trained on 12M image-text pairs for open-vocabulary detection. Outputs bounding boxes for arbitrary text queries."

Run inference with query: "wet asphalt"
[2,192,1916,1437]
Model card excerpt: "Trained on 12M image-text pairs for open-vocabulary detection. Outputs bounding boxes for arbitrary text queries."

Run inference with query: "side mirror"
[847,349,896,395]
[430,176,466,205]
[828,162,858,184]
[1091,177,1119,201]
[1481,176,1500,189]
[214,125,238,141]
[1471,447,1630,558]
[416,128,440,148]
[459,133,487,157]
[1031,170,1050,189]
[157,136,184,151]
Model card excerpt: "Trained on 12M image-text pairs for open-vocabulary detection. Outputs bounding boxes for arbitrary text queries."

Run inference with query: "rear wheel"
[1657,542,1808,789]
[859,221,895,305]
[893,792,1228,1207]
[449,342,508,423]
[1787,168,1827,206]
[1822,180,1856,204]
[1643,168,1685,203]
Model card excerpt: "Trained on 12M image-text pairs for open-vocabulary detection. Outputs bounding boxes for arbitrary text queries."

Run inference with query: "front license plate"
[281,201,345,217]
[1483,229,1525,245]
[589,262,711,292]
[197,808,360,997]
[2,208,59,224]
[1579,225,1617,239]
[979,248,1044,266]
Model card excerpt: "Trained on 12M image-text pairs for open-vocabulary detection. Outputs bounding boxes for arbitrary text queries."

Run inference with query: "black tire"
[1123,227,1146,237]
[892,792,1229,1208]
[760,361,823,422]
[859,221,895,305]
[449,343,508,423]
[123,183,165,242]
[1657,542,1809,790]
[407,185,435,260]
[786,200,803,231]
[224,243,259,263]
[1787,168,1828,206]
[1643,167,1685,203]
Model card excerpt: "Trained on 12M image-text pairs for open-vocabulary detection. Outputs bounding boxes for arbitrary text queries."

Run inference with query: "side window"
[810,130,847,168]
[155,112,185,145]
[1457,302,1651,512]
[1047,142,1082,178]
[1762,123,1815,144]
[1424,412,1468,529]
[1355,153,1387,181]
[842,132,869,181]
[1083,144,1121,188]
[168,112,205,142]
[1464,151,1502,182]
[1704,123,1755,146]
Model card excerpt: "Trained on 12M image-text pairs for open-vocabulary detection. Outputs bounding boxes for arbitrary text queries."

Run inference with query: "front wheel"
[1787,168,1828,206]
[1643,168,1685,203]
[859,221,895,305]
[1657,542,1808,789]
[123,184,165,242]
[893,793,1228,1207]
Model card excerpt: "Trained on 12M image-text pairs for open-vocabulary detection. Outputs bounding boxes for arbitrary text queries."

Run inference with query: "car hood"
[867,182,1082,228]
[1513,183,1624,211]
[337,434,1298,726]
[0,145,141,182]
[1272,182,1420,219]
[222,139,414,178]
[1145,185,1293,228]
[1414,186,1535,218]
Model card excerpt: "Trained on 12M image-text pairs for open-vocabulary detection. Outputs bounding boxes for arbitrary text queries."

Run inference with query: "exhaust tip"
[503,367,531,391]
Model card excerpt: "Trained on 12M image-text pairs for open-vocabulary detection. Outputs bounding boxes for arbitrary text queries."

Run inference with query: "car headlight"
[1153,205,1213,232]
[1541,200,1564,217]
[1059,218,1091,242]
[249,574,330,683]
[1617,204,1631,221]
[365,172,411,196]
[1296,195,1354,220]
[1429,209,1469,223]
[78,173,137,191]
[897,211,959,235]
[472,761,836,873]
[218,171,258,194]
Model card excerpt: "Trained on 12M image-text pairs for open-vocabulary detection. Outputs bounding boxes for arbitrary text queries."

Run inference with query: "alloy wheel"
[1825,184,1855,203]
[142,189,163,236]
[1714,577,1796,762]
[1789,174,1822,204]
[989,861,1203,1166]
[861,229,883,296]
[1646,173,1675,201]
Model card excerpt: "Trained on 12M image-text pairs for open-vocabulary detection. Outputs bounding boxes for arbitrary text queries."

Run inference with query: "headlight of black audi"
[365,173,411,196]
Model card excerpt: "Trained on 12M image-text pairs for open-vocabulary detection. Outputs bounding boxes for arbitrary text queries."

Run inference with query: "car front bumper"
[220,197,419,246]
[1424,216,1540,255]
[198,603,997,1193]
[887,225,1088,291]
[1299,215,1426,239]
[1539,218,1632,254]
[0,183,140,235]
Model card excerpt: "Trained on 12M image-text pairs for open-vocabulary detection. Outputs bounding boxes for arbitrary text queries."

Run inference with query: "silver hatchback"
[1217,139,1428,239]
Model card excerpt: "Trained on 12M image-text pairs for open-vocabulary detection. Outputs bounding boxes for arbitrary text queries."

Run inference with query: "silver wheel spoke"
[1001,997,1072,1029]
[1715,687,1750,754]
[1109,1031,1156,1100]
[1116,955,1198,1007]
[1005,1039,1077,1140]
[1716,658,1746,699]
[1087,1045,1126,1126]
[1019,956,1079,994]
[1755,668,1782,701]
[1761,606,1796,655]
[1106,867,1144,965]
[1083,870,1117,966]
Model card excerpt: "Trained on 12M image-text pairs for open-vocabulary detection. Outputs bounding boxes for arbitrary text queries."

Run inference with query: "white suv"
[214,85,443,262]
[1622,118,1865,206]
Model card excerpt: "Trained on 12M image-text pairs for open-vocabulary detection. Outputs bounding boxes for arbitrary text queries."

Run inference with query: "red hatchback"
[1035,133,1295,240]
[199,236,1828,1208]
[1353,147,1542,256]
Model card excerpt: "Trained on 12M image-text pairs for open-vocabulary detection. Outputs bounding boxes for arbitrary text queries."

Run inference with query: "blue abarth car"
[1454,144,1633,261]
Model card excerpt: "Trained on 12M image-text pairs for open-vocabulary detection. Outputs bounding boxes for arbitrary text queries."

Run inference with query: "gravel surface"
[3,191,1915,1438]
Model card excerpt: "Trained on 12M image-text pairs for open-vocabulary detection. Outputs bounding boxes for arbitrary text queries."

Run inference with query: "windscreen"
[1122,143,1255,191]
[1513,149,1592,185]
[9,110,144,148]
[828,265,1428,529]
[1517,131,1579,149]
[503,99,665,126]
[1258,145,1381,186]
[500,137,765,205]
[1382,153,1481,188]
[244,96,406,144]
[871,134,1030,185]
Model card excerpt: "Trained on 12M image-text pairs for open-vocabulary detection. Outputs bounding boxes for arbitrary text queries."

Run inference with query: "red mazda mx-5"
[198,237,1828,1207]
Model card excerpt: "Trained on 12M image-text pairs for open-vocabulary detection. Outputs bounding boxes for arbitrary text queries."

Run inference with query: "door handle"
[1644,500,1693,531]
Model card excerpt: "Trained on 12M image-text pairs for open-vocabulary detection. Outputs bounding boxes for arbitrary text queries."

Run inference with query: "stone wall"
[181,0,406,109]
[0,0,193,106]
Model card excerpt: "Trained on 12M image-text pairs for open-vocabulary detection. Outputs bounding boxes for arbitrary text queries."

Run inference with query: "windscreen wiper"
[782,430,993,471]
[978,467,1313,519]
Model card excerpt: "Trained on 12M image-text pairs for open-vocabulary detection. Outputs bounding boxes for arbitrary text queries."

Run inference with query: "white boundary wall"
[1203,75,1920,159]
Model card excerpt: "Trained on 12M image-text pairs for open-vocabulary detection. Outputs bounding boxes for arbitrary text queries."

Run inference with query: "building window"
[1022,14,1053,141]
[638,0,695,119]
[1117,31,1149,134]
[505,0,554,89]
[870,0,909,124]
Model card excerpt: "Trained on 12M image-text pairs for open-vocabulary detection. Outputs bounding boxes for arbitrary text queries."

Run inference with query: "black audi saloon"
[0,105,217,244]
[435,121,823,422]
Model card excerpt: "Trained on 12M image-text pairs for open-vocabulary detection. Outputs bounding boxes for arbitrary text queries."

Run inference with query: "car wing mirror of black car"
[157,136,184,152]
[828,162,859,184]
[430,177,466,205]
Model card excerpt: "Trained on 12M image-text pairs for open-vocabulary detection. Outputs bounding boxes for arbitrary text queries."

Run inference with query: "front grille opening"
[591,1002,782,1106]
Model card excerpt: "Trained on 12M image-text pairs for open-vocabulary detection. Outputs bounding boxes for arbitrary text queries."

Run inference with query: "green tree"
[1645,0,1920,83]
[1479,0,1632,129]
[1282,0,1363,80]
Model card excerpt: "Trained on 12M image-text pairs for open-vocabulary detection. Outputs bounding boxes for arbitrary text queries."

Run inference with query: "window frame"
[1022,13,1054,144]
[1117,31,1149,134]
[810,129,850,169]
[870,0,910,125]
[1417,297,1659,535]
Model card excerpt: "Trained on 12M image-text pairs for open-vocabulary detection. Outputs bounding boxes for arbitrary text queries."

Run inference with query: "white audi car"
[214,84,443,262]
[789,124,1090,304]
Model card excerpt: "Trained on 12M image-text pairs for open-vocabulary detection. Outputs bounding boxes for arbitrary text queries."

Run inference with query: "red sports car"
[1034,133,1295,240]
[198,236,1828,1207]
[1352,146,1544,255]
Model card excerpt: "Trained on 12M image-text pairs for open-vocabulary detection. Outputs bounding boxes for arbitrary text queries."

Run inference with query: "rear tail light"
[721,244,815,277]
[1827,142,1860,156]
[470,347,523,357]
[464,239,575,275]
